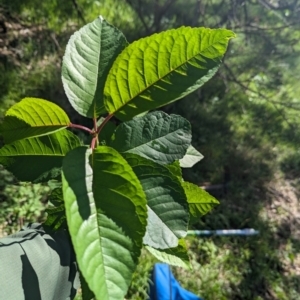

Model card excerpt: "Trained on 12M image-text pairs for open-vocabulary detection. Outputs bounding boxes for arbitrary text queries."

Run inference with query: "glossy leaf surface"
[105,27,235,120]
[0,98,70,144]
[0,130,81,182]
[109,111,191,165]
[62,146,147,300]
[124,153,189,249]
[62,16,127,118]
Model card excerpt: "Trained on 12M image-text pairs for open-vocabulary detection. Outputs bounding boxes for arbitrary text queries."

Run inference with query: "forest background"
[0,0,300,299]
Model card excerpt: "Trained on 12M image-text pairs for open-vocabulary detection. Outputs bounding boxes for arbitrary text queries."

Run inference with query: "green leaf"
[123,153,189,249]
[44,188,66,230]
[62,146,147,300]
[0,129,81,182]
[145,239,191,269]
[104,27,235,120]
[98,120,116,145]
[166,160,182,179]
[62,16,128,118]
[80,271,95,300]
[182,181,219,224]
[0,98,70,144]
[179,145,204,168]
[109,111,191,165]
[133,111,149,119]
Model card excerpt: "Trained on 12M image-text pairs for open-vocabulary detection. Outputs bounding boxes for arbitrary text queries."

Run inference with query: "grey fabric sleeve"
[0,223,80,300]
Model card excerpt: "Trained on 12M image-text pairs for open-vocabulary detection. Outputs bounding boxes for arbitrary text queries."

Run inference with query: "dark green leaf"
[62,16,128,118]
[0,130,81,182]
[62,146,147,300]
[98,120,116,145]
[80,271,95,300]
[0,98,70,144]
[104,27,235,120]
[166,160,182,179]
[44,188,66,230]
[109,111,191,165]
[123,153,189,249]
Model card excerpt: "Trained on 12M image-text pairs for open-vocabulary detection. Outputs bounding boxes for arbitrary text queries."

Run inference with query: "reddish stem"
[97,114,114,135]
[69,123,93,134]
[90,136,97,149]
[93,117,97,132]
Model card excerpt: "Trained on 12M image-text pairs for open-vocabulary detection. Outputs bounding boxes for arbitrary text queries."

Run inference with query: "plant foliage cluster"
[0,16,234,300]
[1,1,300,299]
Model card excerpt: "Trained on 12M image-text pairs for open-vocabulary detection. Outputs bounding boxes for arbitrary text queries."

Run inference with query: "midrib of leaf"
[66,149,110,297]
[112,36,227,114]
[3,152,65,157]
[91,172,109,297]
[87,151,124,297]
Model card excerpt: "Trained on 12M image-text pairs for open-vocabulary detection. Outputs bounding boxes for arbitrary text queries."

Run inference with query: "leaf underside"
[123,153,189,249]
[104,27,235,120]
[62,146,147,300]
[179,145,204,168]
[62,16,128,118]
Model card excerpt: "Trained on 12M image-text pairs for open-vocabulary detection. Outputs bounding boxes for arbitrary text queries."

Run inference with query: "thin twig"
[125,0,151,34]
[69,123,93,134]
[223,63,297,130]
[223,63,300,112]
[97,114,114,135]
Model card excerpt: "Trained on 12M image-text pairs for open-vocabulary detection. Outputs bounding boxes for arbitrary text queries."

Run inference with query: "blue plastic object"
[149,263,203,300]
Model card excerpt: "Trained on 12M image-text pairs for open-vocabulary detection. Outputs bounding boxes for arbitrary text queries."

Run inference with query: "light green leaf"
[182,181,219,224]
[179,145,204,168]
[62,146,147,300]
[62,16,128,118]
[145,239,191,269]
[104,27,235,120]
[133,111,149,119]
[0,98,70,144]
[123,153,189,249]
[109,111,191,165]
[44,188,66,230]
[0,129,81,182]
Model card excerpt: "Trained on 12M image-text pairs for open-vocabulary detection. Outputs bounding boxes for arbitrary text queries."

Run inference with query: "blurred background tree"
[1,0,300,299]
